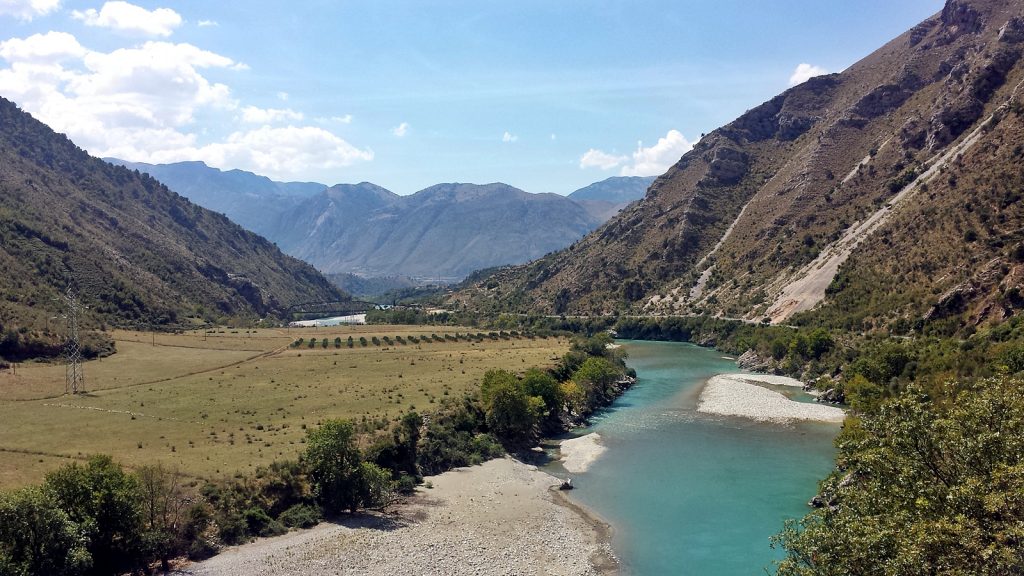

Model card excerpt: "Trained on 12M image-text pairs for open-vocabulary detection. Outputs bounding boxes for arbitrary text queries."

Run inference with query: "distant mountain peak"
[568,176,655,203]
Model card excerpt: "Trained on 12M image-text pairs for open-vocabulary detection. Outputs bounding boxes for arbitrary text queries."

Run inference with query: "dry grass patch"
[0,327,567,488]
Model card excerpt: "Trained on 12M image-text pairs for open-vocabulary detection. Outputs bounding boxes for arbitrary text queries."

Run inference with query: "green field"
[0,326,568,488]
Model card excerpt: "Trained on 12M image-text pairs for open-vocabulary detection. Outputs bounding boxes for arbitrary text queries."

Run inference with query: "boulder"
[899,117,927,149]
[999,17,1024,44]
[909,19,938,47]
[701,145,749,187]
[940,0,983,38]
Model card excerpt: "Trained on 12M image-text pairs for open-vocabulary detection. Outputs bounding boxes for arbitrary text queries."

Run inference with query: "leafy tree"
[136,464,190,573]
[302,420,364,514]
[998,343,1024,373]
[480,369,518,406]
[572,356,621,407]
[807,328,834,359]
[789,333,810,360]
[355,462,395,510]
[559,380,587,416]
[843,374,886,413]
[417,398,503,475]
[45,455,143,575]
[366,412,422,480]
[774,378,1024,575]
[521,368,563,428]
[484,379,543,448]
[0,486,91,576]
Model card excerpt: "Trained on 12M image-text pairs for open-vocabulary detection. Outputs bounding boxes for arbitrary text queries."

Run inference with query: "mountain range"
[0,96,344,334]
[111,160,652,282]
[456,0,1024,335]
[108,159,326,238]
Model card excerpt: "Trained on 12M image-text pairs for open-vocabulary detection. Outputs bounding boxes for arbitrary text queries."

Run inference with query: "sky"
[0,0,944,195]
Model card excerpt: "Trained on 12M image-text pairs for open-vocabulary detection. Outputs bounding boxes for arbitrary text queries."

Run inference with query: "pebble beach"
[697,373,846,424]
[177,457,617,576]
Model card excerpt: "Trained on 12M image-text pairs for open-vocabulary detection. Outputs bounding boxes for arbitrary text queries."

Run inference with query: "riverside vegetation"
[601,314,1024,574]
[0,332,630,575]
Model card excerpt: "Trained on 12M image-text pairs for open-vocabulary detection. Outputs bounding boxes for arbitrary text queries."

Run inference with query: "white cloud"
[788,63,828,86]
[579,148,626,171]
[0,31,87,63]
[580,129,693,177]
[241,105,303,123]
[392,121,409,137]
[0,0,60,22]
[72,1,182,37]
[621,130,693,176]
[0,32,373,180]
[550,133,557,141]
[197,19,218,27]
[186,126,373,179]
[276,91,288,101]
[332,114,352,124]
[502,131,517,143]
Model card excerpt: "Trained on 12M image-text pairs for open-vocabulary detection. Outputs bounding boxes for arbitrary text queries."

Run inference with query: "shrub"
[277,504,321,529]
[242,507,285,538]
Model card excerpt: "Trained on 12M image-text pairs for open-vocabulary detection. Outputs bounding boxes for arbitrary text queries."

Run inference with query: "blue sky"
[0,0,943,195]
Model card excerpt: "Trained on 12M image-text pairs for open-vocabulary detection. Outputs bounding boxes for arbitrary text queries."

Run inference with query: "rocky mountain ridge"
[117,163,652,283]
[456,0,1024,335]
[276,182,611,281]
[108,160,326,238]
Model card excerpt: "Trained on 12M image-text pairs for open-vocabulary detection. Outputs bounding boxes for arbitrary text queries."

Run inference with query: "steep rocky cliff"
[457,0,1024,335]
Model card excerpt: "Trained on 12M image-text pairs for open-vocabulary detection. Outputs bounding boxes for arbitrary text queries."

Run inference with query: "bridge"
[285,299,378,320]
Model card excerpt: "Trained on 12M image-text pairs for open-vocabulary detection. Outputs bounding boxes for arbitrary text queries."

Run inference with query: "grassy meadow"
[0,326,568,488]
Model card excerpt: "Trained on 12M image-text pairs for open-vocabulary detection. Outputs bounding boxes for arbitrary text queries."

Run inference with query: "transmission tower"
[63,286,85,395]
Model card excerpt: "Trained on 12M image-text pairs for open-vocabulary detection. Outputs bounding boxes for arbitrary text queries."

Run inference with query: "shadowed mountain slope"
[0,97,344,336]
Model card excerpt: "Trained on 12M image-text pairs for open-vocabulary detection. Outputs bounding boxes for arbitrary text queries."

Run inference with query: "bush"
[187,537,217,561]
[303,420,363,514]
[215,512,248,545]
[277,504,321,529]
[395,473,418,495]
[242,507,286,538]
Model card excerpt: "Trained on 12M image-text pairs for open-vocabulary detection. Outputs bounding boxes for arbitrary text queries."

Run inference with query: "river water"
[546,340,839,575]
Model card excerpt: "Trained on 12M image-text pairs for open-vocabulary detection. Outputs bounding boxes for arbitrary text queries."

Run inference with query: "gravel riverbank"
[177,457,617,576]
[559,433,607,474]
[697,373,846,424]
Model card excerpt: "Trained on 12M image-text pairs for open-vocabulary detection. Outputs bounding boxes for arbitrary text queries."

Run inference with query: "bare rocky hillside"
[456,0,1024,335]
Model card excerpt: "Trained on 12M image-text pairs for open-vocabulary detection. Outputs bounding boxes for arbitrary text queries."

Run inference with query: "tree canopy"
[774,377,1024,576]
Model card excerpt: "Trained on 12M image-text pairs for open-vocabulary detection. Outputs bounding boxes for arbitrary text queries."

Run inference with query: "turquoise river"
[545,340,840,575]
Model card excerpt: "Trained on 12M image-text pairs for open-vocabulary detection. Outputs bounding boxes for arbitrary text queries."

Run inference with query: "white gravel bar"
[697,373,846,424]
[178,457,616,576]
[560,433,607,474]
